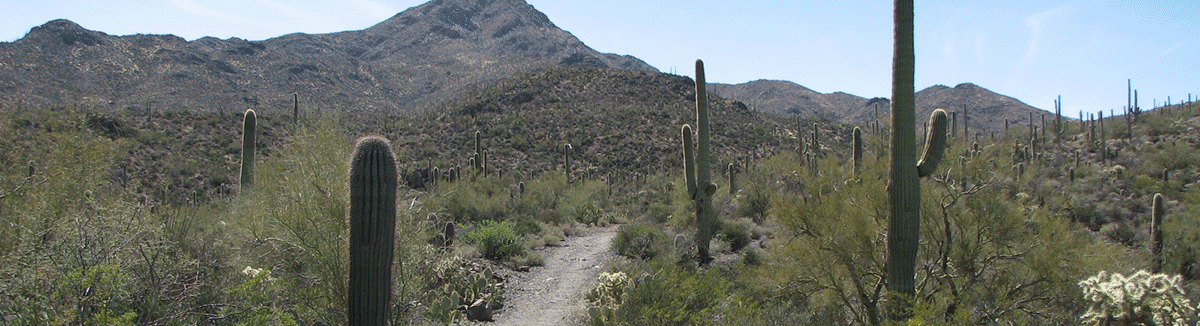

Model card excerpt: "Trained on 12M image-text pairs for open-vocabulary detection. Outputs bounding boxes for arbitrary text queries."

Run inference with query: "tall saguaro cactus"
[887,0,948,320]
[240,109,257,189]
[852,126,864,174]
[348,136,398,326]
[1150,193,1165,273]
[681,59,718,264]
[565,143,573,179]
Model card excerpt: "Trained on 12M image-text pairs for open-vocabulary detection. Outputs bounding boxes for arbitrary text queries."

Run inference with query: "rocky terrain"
[0,0,654,116]
[710,80,1050,132]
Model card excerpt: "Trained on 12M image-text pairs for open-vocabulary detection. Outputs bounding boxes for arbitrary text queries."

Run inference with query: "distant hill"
[710,80,1054,134]
[387,66,845,179]
[0,0,654,115]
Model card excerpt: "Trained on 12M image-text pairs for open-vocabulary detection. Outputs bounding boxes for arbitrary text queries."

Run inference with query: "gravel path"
[491,226,619,326]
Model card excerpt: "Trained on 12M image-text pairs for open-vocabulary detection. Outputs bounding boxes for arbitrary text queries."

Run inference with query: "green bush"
[463,220,526,260]
[512,218,542,236]
[718,221,751,252]
[736,185,771,224]
[613,224,668,260]
[603,262,752,326]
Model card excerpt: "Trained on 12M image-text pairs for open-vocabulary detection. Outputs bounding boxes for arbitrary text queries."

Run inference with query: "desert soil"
[490,225,619,326]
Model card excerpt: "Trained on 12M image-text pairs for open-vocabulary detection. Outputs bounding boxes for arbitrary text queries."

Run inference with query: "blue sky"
[1,0,1196,119]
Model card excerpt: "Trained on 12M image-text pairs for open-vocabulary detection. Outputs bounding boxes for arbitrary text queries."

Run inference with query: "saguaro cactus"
[727,163,737,195]
[293,93,299,124]
[681,59,718,264]
[1055,95,1062,142]
[1151,193,1165,273]
[348,136,397,326]
[240,109,257,189]
[853,126,864,174]
[886,0,948,320]
[565,144,573,178]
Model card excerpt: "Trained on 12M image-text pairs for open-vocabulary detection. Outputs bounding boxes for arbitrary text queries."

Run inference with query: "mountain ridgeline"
[710,80,1050,134]
[0,0,1055,134]
[0,0,653,115]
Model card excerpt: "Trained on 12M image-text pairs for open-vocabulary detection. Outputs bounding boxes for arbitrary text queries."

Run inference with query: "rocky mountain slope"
[711,80,1053,134]
[2,0,1058,137]
[0,0,654,115]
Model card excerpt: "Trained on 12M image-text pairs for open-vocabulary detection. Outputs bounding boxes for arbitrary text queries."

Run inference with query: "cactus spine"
[1151,193,1165,273]
[682,60,718,264]
[853,126,864,174]
[887,0,948,319]
[240,109,257,189]
[348,136,397,326]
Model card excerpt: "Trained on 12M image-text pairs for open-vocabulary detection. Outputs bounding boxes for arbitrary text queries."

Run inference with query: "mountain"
[710,80,1052,134]
[0,0,655,114]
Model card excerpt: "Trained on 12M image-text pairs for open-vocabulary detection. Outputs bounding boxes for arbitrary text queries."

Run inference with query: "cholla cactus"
[586,271,630,325]
[1078,270,1197,326]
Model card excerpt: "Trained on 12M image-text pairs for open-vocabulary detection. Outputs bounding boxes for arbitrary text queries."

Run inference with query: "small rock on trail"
[491,226,619,326]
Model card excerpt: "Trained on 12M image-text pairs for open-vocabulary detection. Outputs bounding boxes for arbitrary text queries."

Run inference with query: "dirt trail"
[492,226,619,326]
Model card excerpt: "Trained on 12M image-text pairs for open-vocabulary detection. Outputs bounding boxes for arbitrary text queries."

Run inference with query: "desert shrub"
[463,220,526,260]
[514,174,569,224]
[601,262,754,326]
[1166,192,1200,280]
[435,176,510,223]
[718,221,751,252]
[225,119,356,322]
[741,147,1130,325]
[1148,141,1199,171]
[613,224,668,260]
[736,183,771,223]
[1144,114,1179,137]
[1100,222,1137,245]
[512,217,542,236]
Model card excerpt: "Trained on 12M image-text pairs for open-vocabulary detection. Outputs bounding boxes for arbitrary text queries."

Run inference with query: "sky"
[1,0,1197,119]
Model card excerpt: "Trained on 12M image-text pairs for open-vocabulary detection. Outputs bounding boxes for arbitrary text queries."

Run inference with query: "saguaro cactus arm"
[348,136,398,326]
[682,124,696,199]
[917,109,949,178]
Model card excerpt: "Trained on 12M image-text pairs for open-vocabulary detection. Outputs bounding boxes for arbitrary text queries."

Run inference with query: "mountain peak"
[21,19,106,46]
[369,0,554,38]
[0,0,656,114]
[953,82,980,90]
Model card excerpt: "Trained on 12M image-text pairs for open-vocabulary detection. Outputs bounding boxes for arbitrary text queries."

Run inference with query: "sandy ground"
[490,226,619,326]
